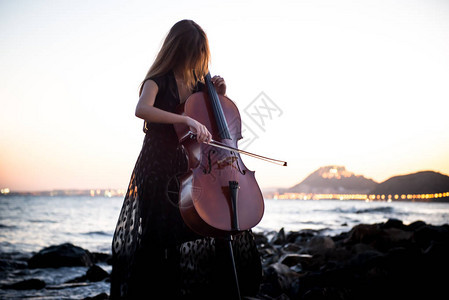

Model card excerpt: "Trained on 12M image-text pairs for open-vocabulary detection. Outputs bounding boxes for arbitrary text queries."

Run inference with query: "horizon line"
[2,167,448,194]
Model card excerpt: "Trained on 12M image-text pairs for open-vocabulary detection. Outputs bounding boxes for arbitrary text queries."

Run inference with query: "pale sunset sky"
[1,0,448,192]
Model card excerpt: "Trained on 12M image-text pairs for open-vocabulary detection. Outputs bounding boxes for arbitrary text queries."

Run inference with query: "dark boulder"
[28,243,93,268]
[0,258,28,271]
[66,264,109,283]
[2,278,46,290]
[86,265,109,282]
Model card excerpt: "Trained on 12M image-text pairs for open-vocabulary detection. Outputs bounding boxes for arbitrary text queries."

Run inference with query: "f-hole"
[203,149,216,174]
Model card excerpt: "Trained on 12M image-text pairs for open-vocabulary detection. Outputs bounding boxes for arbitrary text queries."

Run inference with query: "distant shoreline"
[3,167,448,202]
[1,189,448,203]
[265,191,449,202]
[0,189,126,197]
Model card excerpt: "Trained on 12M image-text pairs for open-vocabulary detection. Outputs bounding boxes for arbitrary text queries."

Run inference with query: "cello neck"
[205,72,232,140]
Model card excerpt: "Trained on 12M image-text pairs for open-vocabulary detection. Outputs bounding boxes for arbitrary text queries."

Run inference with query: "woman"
[110,20,262,299]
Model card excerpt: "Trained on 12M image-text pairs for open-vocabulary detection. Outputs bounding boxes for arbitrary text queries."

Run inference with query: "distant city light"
[0,189,126,197]
[271,192,449,201]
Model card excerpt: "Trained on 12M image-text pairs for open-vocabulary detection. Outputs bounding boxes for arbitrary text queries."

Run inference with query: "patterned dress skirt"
[110,126,262,299]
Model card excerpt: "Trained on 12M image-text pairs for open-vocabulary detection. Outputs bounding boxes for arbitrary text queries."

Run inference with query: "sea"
[1,195,449,299]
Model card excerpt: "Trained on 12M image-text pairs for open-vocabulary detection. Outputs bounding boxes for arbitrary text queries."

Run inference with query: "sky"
[1,0,449,192]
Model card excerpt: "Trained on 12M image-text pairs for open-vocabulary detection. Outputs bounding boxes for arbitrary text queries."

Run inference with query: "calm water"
[1,196,449,255]
[1,196,448,299]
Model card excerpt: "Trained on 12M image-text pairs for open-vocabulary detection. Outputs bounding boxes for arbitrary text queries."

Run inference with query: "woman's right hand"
[185,117,212,144]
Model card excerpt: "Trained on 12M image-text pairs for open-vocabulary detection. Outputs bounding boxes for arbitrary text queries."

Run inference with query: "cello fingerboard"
[205,72,231,140]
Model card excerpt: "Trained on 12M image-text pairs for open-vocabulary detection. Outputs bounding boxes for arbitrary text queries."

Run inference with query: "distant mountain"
[273,167,449,202]
[370,171,449,195]
[285,166,378,194]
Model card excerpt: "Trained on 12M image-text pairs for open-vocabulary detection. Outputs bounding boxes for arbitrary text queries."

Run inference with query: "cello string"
[206,73,231,139]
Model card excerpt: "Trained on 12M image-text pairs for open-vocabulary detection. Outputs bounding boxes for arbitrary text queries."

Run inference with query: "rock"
[281,243,301,253]
[28,243,93,268]
[287,229,317,244]
[66,265,109,283]
[347,249,384,268]
[0,258,28,271]
[345,223,381,245]
[382,218,406,230]
[91,252,112,264]
[344,221,413,252]
[253,232,269,245]
[270,228,286,245]
[383,227,413,244]
[407,220,427,231]
[414,224,449,248]
[2,278,46,290]
[351,242,375,254]
[303,236,335,255]
[83,293,109,300]
[86,265,109,282]
[261,262,300,298]
[279,253,312,267]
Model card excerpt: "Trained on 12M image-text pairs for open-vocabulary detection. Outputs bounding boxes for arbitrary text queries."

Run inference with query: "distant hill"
[370,171,449,196]
[285,166,378,194]
[274,167,449,202]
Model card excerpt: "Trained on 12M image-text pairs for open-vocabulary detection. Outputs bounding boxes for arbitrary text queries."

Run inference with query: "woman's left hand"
[211,75,227,96]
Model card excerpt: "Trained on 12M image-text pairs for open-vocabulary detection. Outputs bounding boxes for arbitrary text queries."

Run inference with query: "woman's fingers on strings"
[211,75,222,85]
[211,75,226,95]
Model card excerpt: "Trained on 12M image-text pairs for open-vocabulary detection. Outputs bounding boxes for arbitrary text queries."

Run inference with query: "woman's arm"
[135,80,186,124]
[135,80,211,143]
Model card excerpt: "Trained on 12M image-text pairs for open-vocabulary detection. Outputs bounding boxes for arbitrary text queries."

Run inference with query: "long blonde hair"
[141,20,210,93]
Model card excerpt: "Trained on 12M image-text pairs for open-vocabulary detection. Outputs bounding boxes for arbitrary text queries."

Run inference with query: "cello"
[173,72,286,299]
[174,72,286,236]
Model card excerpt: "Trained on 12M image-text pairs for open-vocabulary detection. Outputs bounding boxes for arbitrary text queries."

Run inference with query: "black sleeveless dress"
[110,71,262,299]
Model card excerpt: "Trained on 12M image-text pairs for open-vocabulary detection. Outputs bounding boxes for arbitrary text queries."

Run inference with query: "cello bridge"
[217,156,238,168]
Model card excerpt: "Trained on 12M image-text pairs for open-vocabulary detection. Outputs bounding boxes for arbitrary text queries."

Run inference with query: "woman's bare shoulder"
[141,79,159,95]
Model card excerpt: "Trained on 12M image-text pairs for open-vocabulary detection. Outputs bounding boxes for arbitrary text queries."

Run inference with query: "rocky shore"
[253,218,449,299]
[1,218,448,299]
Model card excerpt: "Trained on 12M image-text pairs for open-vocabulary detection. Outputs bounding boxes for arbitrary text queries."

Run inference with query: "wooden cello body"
[174,73,264,237]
